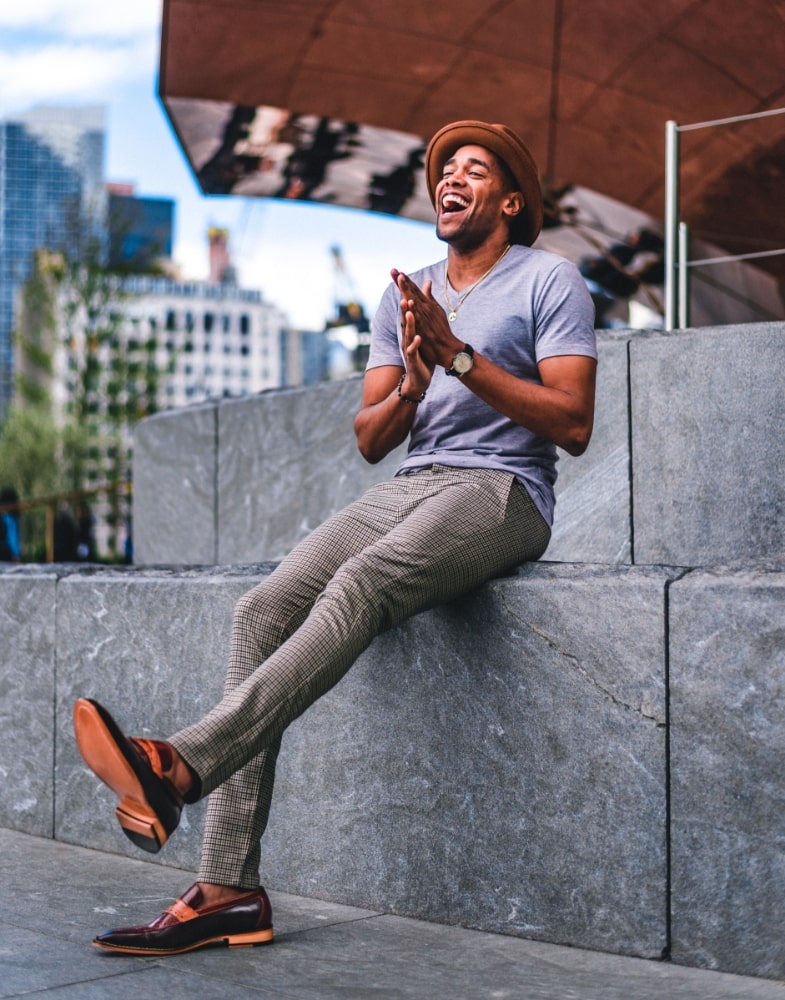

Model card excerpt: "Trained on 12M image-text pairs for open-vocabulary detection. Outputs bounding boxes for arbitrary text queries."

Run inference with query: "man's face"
[434,144,521,249]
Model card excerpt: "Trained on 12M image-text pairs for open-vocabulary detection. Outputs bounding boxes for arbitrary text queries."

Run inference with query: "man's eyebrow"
[444,155,491,171]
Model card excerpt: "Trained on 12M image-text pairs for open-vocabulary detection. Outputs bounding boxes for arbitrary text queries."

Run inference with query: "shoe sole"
[93,926,274,955]
[73,699,180,854]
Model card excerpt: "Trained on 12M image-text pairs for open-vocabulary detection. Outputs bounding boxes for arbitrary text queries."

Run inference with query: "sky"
[0,0,444,330]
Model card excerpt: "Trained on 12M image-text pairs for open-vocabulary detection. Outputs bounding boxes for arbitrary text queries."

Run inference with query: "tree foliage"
[3,224,166,561]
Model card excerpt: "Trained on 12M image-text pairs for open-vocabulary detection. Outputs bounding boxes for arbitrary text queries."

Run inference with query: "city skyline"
[0,0,443,331]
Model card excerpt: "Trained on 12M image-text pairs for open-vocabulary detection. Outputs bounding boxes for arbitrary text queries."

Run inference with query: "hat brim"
[425,121,543,247]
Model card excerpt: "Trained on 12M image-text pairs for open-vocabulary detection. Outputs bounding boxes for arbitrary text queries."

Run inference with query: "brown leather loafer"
[73,698,183,854]
[93,883,274,954]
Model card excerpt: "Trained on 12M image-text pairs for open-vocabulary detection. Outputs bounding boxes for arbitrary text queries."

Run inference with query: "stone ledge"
[5,561,669,960]
[669,558,785,979]
[2,557,785,979]
[132,323,785,569]
[0,572,58,837]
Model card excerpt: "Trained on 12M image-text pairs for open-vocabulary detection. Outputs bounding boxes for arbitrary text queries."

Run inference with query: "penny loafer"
[73,698,183,854]
[94,883,274,954]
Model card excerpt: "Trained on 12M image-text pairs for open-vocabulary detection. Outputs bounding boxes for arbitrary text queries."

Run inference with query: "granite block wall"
[133,402,218,565]
[133,379,404,567]
[216,378,404,564]
[3,555,785,976]
[53,566,265,874]
[133,322,784,570]
[631,323,785,566]
[46,562,670,958]
[669,558,785,980]
[259,562,672,958]
[0,573,58,837]
[131,333,636,570]
[5,318,785,977]
[547,332,631,563]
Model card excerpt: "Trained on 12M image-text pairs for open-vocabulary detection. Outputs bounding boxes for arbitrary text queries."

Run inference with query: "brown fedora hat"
[425,120,543,246]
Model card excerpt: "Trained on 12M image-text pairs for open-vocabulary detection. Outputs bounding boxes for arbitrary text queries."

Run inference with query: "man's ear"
[502,190,524,220]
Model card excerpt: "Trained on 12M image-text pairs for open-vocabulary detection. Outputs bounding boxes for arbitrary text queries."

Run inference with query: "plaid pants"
[170,465,550,888]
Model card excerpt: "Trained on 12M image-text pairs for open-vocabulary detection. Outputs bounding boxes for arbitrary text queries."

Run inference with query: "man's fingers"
[405,334,422,356]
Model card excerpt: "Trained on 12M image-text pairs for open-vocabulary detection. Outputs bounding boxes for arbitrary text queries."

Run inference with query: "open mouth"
[441,192,469,214]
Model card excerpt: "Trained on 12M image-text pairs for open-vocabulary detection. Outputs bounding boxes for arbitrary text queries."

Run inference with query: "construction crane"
[328,245,369,329]
[326,245,370,374]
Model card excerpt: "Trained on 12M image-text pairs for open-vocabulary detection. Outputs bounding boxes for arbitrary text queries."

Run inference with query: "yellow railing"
[0,481,132,562]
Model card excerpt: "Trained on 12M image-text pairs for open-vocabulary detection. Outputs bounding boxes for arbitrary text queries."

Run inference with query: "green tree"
[56,249,139,558]
[10,227,166,561]
[0,405,61,561]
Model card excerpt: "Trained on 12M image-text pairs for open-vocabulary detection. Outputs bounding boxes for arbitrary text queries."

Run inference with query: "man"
[73,120,597,955]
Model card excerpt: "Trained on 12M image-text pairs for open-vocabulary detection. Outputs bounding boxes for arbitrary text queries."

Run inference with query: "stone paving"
[2,828,784,1000]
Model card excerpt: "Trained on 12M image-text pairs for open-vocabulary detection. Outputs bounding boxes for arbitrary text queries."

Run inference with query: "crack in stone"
[506,607,663,725]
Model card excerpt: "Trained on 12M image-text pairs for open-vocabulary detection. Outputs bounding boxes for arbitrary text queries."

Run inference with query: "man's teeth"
[442,193,469,211]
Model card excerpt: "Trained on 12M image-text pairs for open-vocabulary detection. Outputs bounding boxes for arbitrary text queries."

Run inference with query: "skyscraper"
[107,184,174,272]
[0,104,106,418]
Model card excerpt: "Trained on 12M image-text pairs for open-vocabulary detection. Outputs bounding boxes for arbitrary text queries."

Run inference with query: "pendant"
[448,311,457,322]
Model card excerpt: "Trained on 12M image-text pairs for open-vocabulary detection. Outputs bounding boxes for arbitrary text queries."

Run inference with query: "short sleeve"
[366,282,405,370]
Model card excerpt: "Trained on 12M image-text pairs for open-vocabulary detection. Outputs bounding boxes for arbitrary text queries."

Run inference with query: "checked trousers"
[169,465,551,889]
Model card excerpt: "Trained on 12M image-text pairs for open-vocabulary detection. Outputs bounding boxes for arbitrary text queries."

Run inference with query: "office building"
[0,104,105,418]
[120,274,287,409]
[107,184,174,272]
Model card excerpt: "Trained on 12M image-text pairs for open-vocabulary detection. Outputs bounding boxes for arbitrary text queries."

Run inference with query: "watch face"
[452,351,473,374]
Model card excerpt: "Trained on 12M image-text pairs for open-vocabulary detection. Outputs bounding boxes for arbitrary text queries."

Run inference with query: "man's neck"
[446,237,512,290]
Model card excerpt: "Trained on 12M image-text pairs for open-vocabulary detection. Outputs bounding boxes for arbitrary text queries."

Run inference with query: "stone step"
[2,557,783,980]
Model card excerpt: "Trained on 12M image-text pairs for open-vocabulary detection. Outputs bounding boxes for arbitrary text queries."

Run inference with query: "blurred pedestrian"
[0,485,21,562]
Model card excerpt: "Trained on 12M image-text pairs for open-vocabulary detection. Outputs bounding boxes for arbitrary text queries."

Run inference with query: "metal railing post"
[664,120,680,330]
[678,221,690,329]
[45,501,55,563]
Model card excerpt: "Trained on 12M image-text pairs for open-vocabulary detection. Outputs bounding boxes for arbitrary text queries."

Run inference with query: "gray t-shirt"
[367,244,597,525]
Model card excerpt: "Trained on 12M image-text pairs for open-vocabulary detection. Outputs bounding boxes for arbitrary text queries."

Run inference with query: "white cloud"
[0,36,158,113]
[0,0,160,39]
[0,0,161,116]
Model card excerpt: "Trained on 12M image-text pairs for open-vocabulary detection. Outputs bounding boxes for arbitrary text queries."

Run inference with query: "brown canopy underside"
[159,0,785,277]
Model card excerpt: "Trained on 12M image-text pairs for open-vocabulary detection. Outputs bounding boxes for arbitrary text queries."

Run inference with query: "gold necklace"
[443,243,511,322]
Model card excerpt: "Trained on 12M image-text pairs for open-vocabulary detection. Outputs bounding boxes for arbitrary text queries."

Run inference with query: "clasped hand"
[391,269,462,395]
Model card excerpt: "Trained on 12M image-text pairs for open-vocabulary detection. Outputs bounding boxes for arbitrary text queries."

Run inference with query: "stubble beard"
[436,213,487,252]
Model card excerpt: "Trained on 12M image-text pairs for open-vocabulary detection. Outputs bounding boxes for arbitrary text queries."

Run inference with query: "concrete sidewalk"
[1,828,783,1000]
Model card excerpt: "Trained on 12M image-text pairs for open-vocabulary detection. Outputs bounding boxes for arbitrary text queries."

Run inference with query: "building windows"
[93,280,286,416]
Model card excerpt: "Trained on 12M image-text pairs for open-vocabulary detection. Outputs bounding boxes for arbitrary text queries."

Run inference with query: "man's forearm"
[354,370,420,464]
[460,352,596,456]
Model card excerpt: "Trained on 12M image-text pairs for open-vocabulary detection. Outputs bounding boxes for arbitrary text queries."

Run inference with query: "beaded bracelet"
[397,373,426,404]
